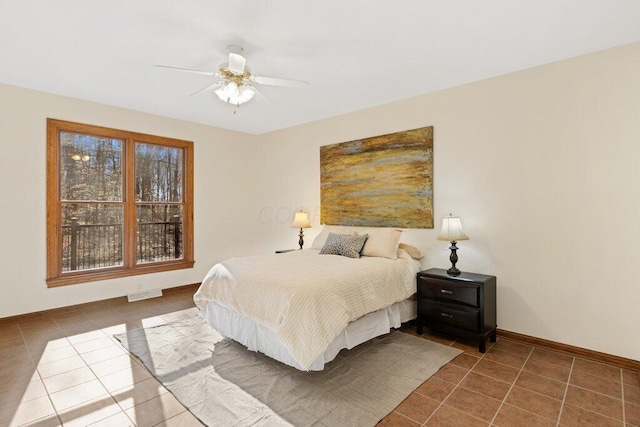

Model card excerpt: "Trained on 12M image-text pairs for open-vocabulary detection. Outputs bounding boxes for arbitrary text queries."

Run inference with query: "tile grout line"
[487,344,535,426]
[64,329,154,425]
[2,298,197,426]
[150,410,197,427]
[422,339,492,426]
[488,336,636,373]
[85,332,171,424]
[554,390,625,425]
[15,320,64,426]
[35,333,127,395]
[417,337,573,426]
[35,329,119,425]
[388,409,424,425]
[569,381,625,400]
[557,361,628,424]
[36,323,141,424]
[468,342,567,424]
[555,357,575,427]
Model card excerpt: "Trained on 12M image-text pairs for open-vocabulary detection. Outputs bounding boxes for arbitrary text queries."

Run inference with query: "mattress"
[200,297,416,371]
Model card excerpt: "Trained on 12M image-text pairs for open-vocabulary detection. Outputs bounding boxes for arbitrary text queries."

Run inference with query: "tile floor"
[381,326,640,426]
[0,287,637,426]
[0,286,203,427]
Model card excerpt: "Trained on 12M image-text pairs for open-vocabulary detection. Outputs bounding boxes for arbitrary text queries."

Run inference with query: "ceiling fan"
[155,45,308,109]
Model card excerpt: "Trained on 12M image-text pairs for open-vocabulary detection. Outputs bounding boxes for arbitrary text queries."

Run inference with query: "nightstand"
[275,249,296,254]
[416,268,497,352]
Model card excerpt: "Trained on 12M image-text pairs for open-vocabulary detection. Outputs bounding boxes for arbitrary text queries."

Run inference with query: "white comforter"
[194,249,420,370]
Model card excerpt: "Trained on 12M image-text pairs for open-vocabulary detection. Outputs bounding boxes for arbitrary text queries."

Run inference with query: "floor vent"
[127,288,163,302]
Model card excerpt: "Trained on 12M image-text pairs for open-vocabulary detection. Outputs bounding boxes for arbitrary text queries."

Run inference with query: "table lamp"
[291,210,311,249]
[437,214,469,276]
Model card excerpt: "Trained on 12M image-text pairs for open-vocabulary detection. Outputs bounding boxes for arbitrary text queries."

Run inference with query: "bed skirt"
[200,297,417,371]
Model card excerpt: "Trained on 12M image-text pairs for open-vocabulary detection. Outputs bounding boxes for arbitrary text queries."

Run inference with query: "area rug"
[114,316,461,426]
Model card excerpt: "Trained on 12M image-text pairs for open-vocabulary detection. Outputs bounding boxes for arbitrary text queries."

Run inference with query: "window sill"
[46,259,195,288]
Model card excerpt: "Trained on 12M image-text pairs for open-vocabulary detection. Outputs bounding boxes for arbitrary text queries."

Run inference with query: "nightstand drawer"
[419,301,480,332]
[419,277,479,308]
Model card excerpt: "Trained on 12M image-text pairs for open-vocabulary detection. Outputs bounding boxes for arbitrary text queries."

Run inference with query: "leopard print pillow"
[319,232,369,258]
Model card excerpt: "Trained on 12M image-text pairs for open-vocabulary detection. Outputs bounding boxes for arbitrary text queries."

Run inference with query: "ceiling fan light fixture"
[215,81,237,101]
[237,85,255,103]
[215,82,255,105]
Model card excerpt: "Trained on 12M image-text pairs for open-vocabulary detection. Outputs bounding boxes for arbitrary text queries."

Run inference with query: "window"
[46,119,194,287]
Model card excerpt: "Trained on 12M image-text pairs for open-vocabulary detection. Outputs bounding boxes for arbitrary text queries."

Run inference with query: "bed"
[193,227,423,371]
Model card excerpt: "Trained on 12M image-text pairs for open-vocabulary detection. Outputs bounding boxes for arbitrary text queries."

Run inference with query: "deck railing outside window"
[61,217,182,271]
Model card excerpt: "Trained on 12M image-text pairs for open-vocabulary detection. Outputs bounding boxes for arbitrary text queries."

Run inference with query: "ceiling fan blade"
[228,53,246,74]
[154,65,216,76]
[249,85,271,104]
[190,81,225,96]
[252,75,309,88]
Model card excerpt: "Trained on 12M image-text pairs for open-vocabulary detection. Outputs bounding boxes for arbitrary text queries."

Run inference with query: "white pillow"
[359,228,403,260]
[310,225,358,250]
[399,243,423,260]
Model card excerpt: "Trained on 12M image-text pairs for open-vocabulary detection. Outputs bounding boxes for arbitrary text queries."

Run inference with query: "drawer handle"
[440,289,454,295]
[440,312,454,319]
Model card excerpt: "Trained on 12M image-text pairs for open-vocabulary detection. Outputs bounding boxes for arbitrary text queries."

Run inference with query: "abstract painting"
[320,126,433,228]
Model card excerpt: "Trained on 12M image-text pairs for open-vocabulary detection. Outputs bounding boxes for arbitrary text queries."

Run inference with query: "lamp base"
[447,266,461,276]
[298,228,304,250]
[447,241,461,276]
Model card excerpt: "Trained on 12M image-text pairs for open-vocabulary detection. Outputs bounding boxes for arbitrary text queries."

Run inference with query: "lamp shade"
[437,215,469,241]
[291,210,311,228]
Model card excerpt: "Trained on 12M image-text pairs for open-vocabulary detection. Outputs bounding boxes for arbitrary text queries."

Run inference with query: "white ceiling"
[1,1,639,135]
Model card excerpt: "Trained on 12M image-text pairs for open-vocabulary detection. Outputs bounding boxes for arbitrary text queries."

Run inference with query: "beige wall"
[1,41,638,361]
[256,42,640,361]
[0,83,263,317]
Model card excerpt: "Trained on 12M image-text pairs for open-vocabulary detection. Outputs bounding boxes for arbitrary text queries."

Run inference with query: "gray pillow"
[319,232,369,258]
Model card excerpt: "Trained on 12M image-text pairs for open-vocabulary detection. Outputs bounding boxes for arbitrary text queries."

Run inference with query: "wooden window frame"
[46,119,194,287]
